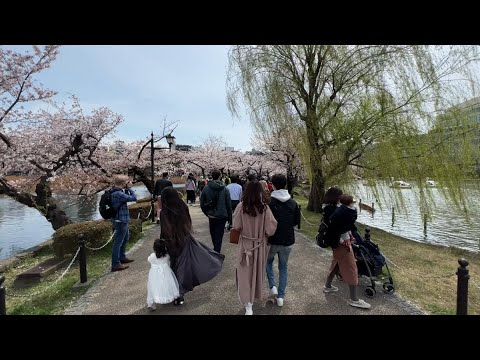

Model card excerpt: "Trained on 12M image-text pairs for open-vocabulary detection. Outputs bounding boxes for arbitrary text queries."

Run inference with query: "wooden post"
[78,234,87,284]
[0,275,5,315]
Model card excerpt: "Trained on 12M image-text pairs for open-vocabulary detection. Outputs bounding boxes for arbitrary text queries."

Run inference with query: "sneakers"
[147,304,157,311]
[270,286,278,297]
[245,302,253,315]
[348,299,371,309]
[275,297,284,307]
[323,285,339,293]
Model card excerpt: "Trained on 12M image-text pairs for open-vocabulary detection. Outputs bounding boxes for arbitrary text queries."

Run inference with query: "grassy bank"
[294,189,480,315]
[3,223,153,315]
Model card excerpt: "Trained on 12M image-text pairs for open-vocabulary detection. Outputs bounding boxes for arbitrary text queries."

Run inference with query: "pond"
[0,185,183,260]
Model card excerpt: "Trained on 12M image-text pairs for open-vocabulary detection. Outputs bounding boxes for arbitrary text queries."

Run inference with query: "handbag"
[230,228,241,244]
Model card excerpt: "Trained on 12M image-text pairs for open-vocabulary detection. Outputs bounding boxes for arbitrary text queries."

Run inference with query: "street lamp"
[166,134,175,147]
[138,131,175,223]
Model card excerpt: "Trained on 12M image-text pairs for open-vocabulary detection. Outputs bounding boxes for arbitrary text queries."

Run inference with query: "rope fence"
[84,232,115,251]
[300,211,318,227]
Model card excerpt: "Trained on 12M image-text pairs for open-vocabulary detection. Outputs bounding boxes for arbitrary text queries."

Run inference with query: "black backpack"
[99,188,120,220]
[316,217,331,248]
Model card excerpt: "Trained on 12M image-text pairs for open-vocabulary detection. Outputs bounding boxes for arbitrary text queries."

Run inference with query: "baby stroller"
[351,228,395,298]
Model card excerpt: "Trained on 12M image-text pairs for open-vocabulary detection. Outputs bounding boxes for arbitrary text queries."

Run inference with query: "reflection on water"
[350,181,480,253]
[0,185,166,260]
[0,196,55,260]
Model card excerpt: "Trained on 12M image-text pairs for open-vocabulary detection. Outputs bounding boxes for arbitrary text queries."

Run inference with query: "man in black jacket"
[154,172,173,223]
[200,169,232,253]
[266,173,300,307]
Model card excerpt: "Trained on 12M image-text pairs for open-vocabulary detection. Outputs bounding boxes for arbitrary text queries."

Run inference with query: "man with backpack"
[266,173,300,307]
[109,175,137,272]
[200,169,232,253]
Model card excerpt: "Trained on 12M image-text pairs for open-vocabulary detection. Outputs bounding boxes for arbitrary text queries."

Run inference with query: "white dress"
[147,253,180,306]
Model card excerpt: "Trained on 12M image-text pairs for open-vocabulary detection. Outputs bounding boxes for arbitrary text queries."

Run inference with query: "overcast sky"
[14,45,253,151]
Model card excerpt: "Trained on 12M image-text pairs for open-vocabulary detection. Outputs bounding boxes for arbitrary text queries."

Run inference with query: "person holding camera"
[110,175,137,272]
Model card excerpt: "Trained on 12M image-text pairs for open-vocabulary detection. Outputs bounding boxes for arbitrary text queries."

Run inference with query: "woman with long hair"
[232,180,278,315]
[160,188,225,305]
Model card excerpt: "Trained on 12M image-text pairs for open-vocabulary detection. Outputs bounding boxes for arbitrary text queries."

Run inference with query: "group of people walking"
[108,170,371,315]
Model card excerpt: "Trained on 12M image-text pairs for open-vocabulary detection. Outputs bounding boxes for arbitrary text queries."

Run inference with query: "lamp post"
[138,131,175,223]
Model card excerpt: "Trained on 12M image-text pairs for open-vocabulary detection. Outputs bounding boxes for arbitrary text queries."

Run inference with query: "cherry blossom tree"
[0,97,123,229]
[0,45,60,147]
[181,135,238,177]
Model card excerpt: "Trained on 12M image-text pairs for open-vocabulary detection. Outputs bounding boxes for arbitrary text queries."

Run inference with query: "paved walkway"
[65,206,425,315]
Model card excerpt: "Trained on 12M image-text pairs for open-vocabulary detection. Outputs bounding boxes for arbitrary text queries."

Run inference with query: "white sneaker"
[275,297,284,307]
[348,299,371,309]
[270,286,278,296]
[323,285,339,293]
[147,304,156,311]
[245,302,253,315]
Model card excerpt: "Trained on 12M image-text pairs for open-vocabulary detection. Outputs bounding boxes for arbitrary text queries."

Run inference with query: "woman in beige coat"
[232,180,278,315]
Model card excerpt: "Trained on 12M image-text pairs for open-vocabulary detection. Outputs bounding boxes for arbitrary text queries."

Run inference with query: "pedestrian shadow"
[232,298,283,316]
[131,294,215,315]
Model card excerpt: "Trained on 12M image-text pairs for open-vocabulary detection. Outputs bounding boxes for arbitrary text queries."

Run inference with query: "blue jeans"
[266,245,293,299]
[112,221,129,268]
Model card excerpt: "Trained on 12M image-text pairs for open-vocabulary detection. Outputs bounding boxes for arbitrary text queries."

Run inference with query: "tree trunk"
[1,177,72,230]
[307,171,325,213]
[305,112,325,212]
[131,166,154,194]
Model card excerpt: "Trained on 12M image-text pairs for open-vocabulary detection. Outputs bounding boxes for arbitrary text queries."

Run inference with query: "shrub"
[129,201,157,220]
[52,220,112,258]
[52,219,143,258]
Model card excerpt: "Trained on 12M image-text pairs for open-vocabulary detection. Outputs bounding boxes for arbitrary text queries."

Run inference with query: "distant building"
[174,144,193,151]
[246,148,265,156]
[224,146,235,151]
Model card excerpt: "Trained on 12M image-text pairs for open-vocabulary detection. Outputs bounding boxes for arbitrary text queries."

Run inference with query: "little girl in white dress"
[147,238,180,311]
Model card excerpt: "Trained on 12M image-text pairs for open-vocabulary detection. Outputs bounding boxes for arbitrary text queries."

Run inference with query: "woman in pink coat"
[232,180,278,315]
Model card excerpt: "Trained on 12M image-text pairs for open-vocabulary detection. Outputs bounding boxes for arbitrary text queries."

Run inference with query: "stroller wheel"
[383,282,395,294]
[365,287,376,298]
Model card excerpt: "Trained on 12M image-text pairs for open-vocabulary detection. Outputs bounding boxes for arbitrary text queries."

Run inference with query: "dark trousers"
[209,217,227,253]
[186,190,196,204]
[231,200,240,212]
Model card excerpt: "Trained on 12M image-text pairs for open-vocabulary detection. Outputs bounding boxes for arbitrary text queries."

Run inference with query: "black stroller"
[351,228,395,298]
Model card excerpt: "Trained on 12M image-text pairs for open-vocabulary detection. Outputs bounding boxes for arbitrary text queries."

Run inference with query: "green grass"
[294,187,480,315]
[4,223,153,315]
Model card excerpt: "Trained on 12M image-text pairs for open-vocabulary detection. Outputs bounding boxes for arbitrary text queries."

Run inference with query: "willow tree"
[227,45,480,212]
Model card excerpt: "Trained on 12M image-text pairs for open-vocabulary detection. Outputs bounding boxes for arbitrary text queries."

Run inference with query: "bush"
[52,220,112,258]
[52,218,143,258]
[129,201,157,220]
[129,218,143,242]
